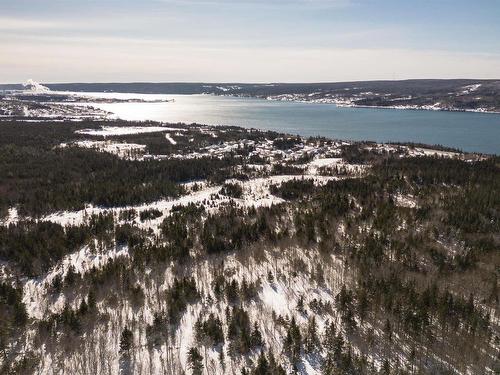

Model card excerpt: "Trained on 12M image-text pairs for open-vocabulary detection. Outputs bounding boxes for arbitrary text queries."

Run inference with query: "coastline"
[336,103,500,115]
[260,95,500,115]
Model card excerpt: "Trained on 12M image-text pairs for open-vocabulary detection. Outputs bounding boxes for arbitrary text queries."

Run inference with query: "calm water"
[83,94,500,154]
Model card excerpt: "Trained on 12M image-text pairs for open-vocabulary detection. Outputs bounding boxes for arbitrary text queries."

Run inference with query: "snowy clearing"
[76,126,187,136]
[60,140,147,158]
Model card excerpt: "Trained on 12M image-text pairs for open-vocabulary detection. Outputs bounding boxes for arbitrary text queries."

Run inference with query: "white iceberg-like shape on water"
[22,79,51,93]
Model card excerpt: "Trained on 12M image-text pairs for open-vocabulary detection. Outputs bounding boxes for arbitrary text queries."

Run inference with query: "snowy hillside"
[0,119,498,375]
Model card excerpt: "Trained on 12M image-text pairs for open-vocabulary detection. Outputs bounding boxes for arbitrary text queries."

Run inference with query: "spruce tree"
[305,316,320,353]
[251,322,264,348]
[253,351,269,375]
[120,327,133,354]
[187,347,203,375]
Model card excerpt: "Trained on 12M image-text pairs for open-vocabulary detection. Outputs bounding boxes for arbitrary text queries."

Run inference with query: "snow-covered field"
[60,140,147,158]
[76,126,187,136]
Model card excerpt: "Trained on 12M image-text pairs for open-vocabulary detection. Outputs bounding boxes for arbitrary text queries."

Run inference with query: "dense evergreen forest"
[0,120,498,375]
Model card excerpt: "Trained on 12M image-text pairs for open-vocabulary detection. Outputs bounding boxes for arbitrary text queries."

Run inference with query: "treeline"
[0,120,95,149]
[0,213,114,276]
[201,207,282,254]
[0,120,251,216]
[0,221,89,276]
[0,145,236,216]
[270,179,315,200]
[359,274,490,337]
[373,155,499,188]
[220,182,244,199]
[272,137,302,151]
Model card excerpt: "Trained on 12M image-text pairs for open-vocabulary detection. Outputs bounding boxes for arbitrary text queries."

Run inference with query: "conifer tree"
[120,327,133,354]
[253,351,269,375]
[187,347,203,375]
[251,322,264,348]
[304,316,320,353]
[283,316,302,364]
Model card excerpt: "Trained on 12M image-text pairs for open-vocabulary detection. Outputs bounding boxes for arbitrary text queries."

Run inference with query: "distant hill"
[1,79,498,95]
[2,79,500,112]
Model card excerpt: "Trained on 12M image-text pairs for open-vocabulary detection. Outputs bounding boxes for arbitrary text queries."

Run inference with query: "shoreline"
[336,103,500,115]
[259,95,500,115]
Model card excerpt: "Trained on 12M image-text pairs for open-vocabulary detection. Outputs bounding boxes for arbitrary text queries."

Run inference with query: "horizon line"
[1,78,499,86]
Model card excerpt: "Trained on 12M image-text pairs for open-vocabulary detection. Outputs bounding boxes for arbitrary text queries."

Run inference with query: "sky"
[1,0,500,83]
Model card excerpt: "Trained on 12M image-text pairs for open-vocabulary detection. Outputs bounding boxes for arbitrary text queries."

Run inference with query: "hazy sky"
[1,0,500,83]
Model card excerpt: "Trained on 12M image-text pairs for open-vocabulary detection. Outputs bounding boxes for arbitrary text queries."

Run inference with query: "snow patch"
[0,207,18,226]
[61,140,147,159]
[393,193,418,209]
[165,133,177,145]
[76,126,187,137]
